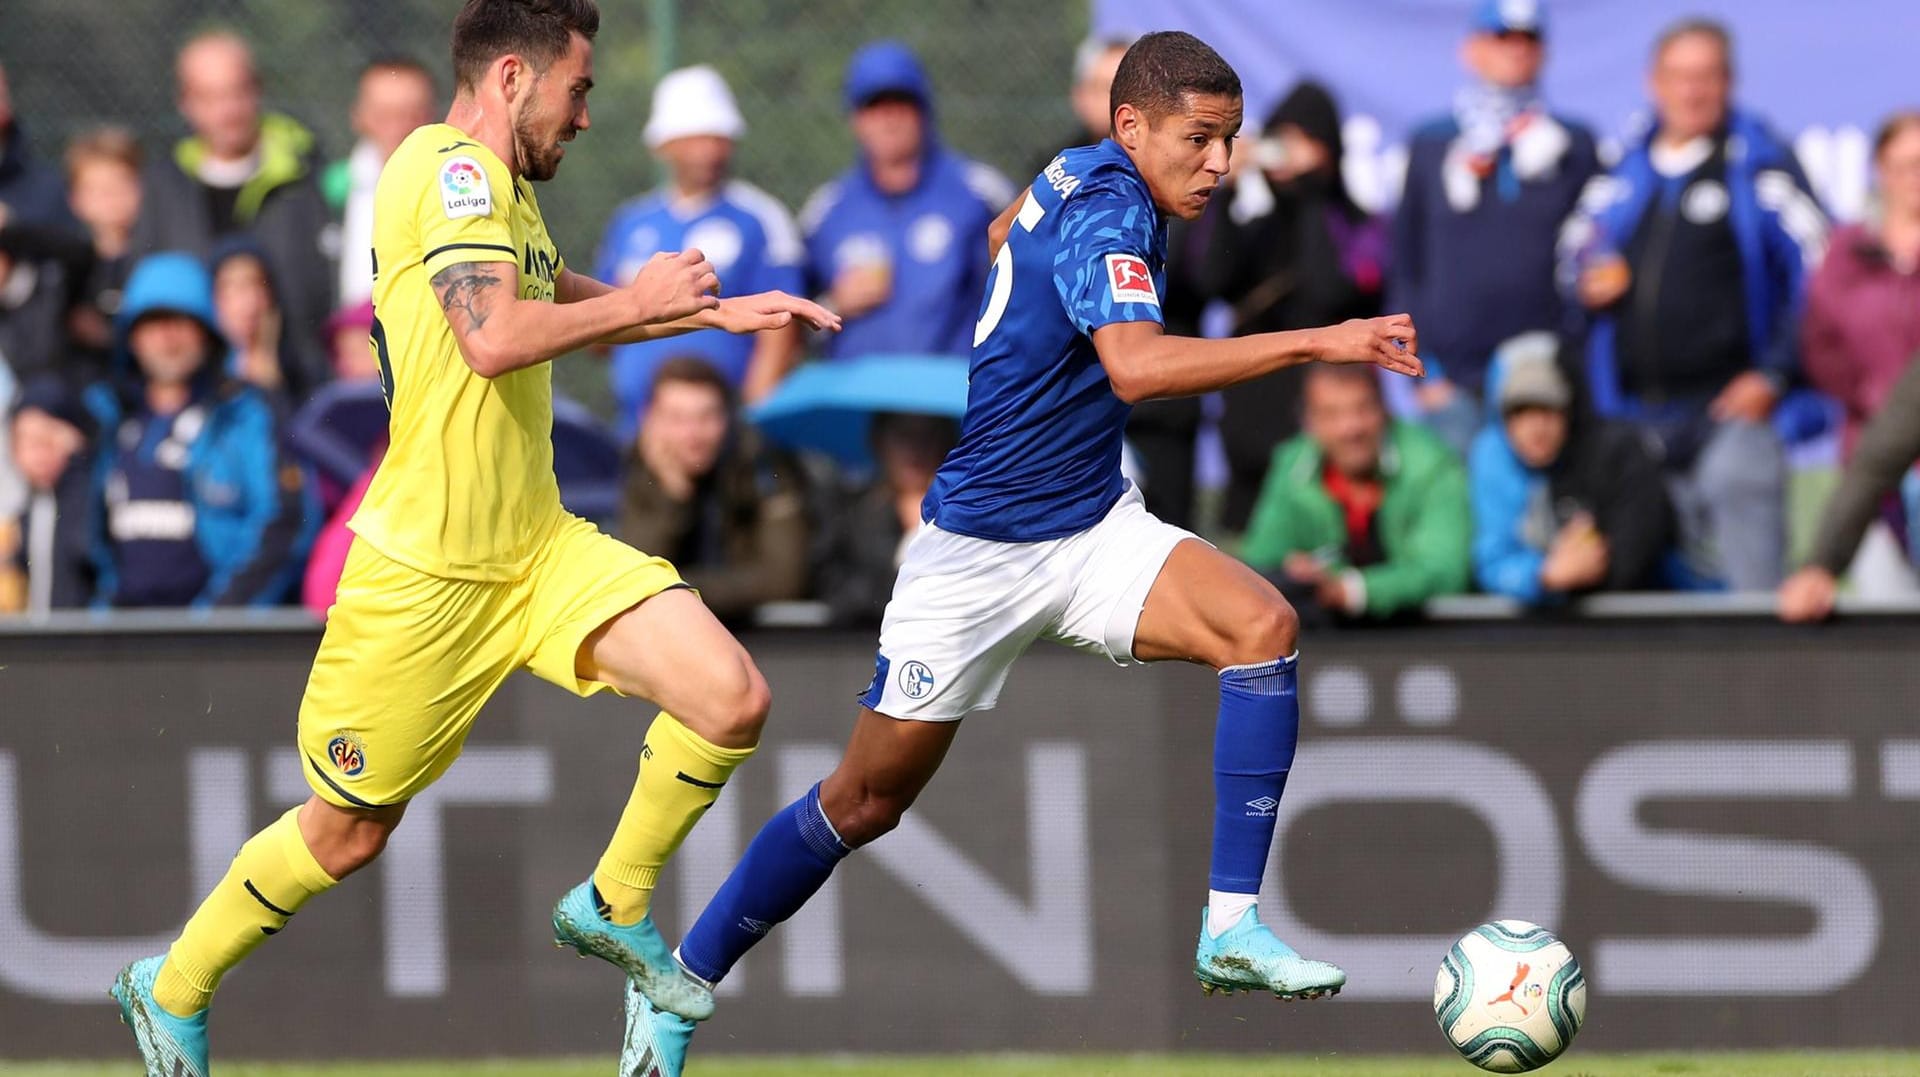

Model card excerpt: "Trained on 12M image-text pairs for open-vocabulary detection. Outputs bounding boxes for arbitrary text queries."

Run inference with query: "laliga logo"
[442,161,482,196]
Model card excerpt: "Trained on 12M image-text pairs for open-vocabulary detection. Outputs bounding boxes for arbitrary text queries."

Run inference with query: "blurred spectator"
[802,41,1013,361]
[1802,111,1920,460]
[814,411,957,625]
[1471,333,1674,604]
[1241,364,1468,623]
[1028,32,1136,175]
[325,56,437,307]
[0,376,98,614]
[62,127,145,374]
[1779,354,1920,622]
[0,62,78,231]
[85,252,311,608]
[618,357,808,622]
[0,198,91,385]
[1200,80,1387,532]
[0,362,17,522]
[301,442,381,619]
[131,31,333,396]
[212,235,324,404]
[325,299,378,383]
[597,65,804,438]
[1559,18,1824,590]
[1391,0,1599,453]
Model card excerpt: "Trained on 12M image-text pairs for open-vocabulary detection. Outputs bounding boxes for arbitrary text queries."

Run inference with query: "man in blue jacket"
[1558,18,1826,591]
[800,40,1014,361]
[596,64,806,437]
[86,251,312,607]
[1389,0,1598,454]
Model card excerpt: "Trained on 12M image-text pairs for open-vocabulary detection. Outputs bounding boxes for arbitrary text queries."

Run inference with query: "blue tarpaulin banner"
[1090,0,1910,219]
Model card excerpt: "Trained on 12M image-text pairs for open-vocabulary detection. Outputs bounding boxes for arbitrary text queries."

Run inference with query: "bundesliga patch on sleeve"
[1104,253,1159,306]
[439,156,493,220]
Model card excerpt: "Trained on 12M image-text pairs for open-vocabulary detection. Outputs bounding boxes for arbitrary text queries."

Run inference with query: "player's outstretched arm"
[1090,315,1423,404]
[433,250,721,378]
[557,267,840,346]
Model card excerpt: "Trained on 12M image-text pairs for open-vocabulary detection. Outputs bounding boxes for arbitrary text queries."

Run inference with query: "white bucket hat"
[643,64,746,149]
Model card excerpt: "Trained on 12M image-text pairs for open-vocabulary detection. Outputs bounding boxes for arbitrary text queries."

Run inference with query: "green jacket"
[1241,420,1470,617]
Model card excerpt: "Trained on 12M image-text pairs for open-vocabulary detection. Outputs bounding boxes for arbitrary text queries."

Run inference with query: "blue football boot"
[1194,907,1346,999]
[110,955,211,1077]
[552,879,715,1021]
[621,976,695,1077]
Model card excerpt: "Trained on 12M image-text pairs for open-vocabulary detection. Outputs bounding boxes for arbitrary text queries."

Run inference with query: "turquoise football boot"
[110,955,211,1077]
[621,976,695,1077]
[1193,907,1346,999]
[552,879,714,1021]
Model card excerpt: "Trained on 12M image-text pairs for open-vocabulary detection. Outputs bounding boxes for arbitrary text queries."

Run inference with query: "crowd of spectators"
[2,6,1917,626]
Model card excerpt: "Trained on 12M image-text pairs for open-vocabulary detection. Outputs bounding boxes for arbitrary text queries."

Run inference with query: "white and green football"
[1433,920,1587,1073]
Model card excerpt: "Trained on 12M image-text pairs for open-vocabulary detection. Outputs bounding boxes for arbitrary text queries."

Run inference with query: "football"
[1433,920,1587,1072]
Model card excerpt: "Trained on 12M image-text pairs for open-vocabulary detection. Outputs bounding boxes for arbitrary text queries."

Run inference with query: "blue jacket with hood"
[801,40,1014,361]
[1557,110,1827,425]
[85,252,315,607]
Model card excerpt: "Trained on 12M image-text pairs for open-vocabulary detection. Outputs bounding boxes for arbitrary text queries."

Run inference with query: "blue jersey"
[801,143,1014,361]
[595,180,804,437]
[923,139,1167,542]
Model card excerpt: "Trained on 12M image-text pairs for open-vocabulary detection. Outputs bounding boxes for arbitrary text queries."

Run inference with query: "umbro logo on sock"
[740,916,772,935]
[1244,796,1279,817]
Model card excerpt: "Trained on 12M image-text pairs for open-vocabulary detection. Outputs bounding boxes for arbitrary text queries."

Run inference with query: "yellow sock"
[595,711,755,925]
[152,806,338,1017]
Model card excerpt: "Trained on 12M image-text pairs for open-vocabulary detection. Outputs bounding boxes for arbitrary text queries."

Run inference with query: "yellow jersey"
[351,123,568,581]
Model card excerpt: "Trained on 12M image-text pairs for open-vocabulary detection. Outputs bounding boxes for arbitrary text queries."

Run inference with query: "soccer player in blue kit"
[622,30,1424,1072]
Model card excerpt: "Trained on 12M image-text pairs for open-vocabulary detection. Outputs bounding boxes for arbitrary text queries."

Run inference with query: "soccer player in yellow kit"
[109,3,838,1073]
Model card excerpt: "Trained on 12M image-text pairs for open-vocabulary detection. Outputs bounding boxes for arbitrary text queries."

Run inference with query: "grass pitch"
[11,1054,1920,1076]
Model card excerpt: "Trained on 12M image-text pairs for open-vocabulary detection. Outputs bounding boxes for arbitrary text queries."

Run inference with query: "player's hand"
[829,265,892,320]
[704,291,844,336]
[1315,314,1422,377]
[1709,370,1780,425]
[629,248,722,325]
[1777,565,1839,623]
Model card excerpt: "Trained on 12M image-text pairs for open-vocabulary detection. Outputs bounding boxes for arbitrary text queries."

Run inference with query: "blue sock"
[678,782,850,984]
[1209,655,1300,895]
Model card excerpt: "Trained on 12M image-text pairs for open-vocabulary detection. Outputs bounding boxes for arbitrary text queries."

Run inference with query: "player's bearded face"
[511,36,592,182]
[1133,93,1241,221]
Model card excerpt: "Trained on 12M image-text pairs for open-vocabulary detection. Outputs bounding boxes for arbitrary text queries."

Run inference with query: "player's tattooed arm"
[431,262,505,333]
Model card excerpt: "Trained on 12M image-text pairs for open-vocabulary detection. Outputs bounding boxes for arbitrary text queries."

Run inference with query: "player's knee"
[820,778,913,848]
[1220,598,1298,668]
[309,811,400,879]
[715,665,771,745]
[832,793,910,848]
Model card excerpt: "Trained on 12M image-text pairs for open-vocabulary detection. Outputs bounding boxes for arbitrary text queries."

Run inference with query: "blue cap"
[844,40,932,113]
[1470,0,1546,37]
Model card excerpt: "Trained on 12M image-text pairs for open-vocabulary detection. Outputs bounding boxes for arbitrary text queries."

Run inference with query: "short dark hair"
[362,53,437,94]
[1108,30,1241,125]
[451,0,599,92]
[1874,110,1920,160]
[64,125,143,182]
[1303,363,1385,409]
[1653,17,1734,76]
[647,356,733,410]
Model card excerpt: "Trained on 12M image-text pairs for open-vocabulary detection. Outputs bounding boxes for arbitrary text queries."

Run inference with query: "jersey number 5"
[972,193,1048,347]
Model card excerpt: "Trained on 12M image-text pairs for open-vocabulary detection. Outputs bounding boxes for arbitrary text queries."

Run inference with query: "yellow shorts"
[297,514,684,808]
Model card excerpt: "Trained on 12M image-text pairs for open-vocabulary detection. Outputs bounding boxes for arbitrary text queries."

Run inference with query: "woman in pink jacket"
[1802,111,1920,460]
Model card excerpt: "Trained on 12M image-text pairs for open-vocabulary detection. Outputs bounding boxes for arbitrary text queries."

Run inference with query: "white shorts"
[859,484,1199,721]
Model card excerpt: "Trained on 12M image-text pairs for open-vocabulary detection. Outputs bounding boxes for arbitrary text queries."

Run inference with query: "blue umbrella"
[748,355,969,467]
